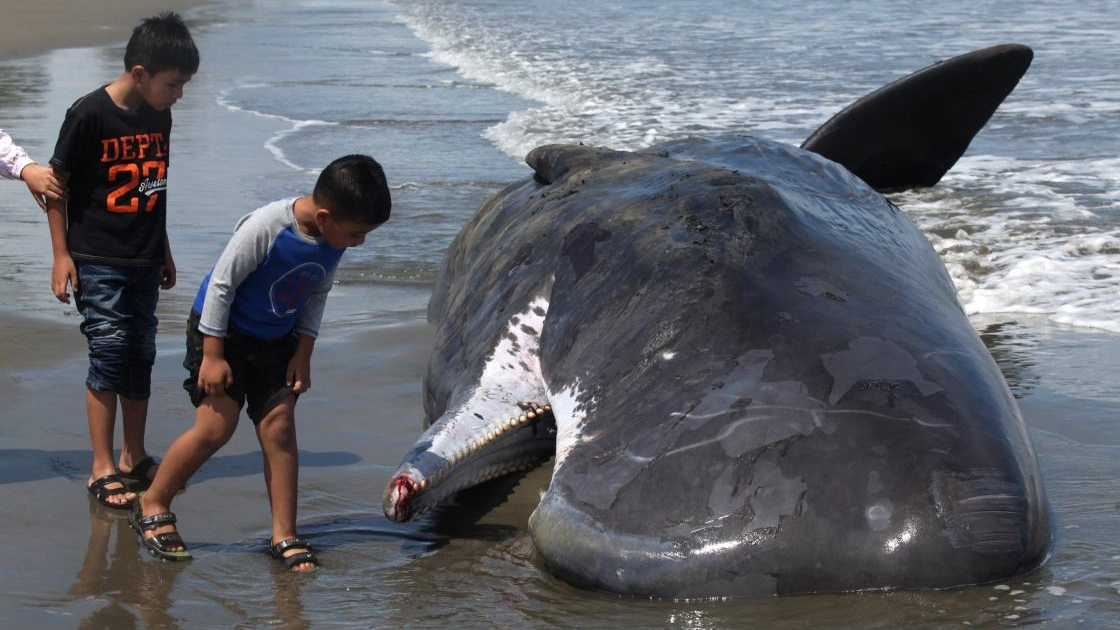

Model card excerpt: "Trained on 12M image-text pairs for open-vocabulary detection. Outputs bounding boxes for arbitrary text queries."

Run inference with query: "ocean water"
[1,0,1119,627]
[2,0,1118,335]
[397,0,1120,335]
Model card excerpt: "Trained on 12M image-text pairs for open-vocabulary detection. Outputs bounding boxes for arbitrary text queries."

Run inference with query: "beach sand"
[0,0,213,62]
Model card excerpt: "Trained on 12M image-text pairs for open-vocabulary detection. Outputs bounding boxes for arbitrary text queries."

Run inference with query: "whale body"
[382,44,1051,598]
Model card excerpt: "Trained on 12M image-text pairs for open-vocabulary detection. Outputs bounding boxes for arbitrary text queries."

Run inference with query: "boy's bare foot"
[130,495,191,560]
[119,455,160,489]
[137,497,184,551]
[284,549,317,572]
[269,538,319,572]
[87,474,137,509]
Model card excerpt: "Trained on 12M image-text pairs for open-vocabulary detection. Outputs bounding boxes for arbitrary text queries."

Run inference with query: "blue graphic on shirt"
[271,262,327,316]
[194,223,344,340]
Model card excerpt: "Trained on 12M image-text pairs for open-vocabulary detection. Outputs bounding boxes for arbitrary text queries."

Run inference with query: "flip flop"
[128,498,192,561]
[269,537,319,572]
[87,474,135,510]
[119,456,159,491]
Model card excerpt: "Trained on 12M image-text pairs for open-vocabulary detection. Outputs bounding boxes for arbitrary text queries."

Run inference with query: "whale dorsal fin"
[801,44,1033,192]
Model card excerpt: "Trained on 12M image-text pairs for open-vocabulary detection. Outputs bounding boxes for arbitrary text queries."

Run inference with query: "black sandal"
[128,499,192,561]
[119,456,159,491]
[87,474,135,510]
[269,538,319,571]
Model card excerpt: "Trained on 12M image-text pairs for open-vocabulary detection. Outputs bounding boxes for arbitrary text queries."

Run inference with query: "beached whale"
[382,44,1051,598]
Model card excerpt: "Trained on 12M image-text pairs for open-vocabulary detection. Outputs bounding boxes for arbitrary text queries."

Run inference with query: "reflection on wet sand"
[69,501,185,630]
[71,499,321,629]
[269,570,311,630]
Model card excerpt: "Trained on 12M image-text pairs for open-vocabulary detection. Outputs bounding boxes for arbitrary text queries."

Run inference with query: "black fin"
[801,44,1033,192]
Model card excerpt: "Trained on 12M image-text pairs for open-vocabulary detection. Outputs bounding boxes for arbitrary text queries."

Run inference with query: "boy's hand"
[287,334,316,394]
[198,355,234,397]
[21,163,67,211]
[286,353,312,394]
[51,254,78,303]
[161,254,176,290]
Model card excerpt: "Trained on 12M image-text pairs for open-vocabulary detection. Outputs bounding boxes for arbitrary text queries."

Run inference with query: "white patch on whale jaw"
[548,381,596,473]
[428,295,552,461]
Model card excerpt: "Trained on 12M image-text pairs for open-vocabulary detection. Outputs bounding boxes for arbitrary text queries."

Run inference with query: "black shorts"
[183,310,299,423]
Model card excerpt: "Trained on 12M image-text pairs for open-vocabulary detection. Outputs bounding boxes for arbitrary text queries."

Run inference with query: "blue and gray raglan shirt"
[193,198,345,341]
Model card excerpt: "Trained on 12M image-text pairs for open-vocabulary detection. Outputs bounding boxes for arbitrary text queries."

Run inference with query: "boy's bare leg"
[139,395,241,550]
[119,395,155,478]
[256,397,314,571]
[86,388,134,506]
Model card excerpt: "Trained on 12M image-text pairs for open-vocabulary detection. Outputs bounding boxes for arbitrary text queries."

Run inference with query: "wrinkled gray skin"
[383,136,1051,598]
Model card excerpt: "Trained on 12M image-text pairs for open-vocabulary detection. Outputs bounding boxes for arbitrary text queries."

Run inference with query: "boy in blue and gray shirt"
[131,155,391,571]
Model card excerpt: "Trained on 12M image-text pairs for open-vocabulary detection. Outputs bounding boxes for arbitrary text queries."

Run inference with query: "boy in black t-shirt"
[45,13,199,510]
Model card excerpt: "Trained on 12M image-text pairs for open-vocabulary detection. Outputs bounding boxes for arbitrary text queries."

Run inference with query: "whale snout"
[383,472,420,523]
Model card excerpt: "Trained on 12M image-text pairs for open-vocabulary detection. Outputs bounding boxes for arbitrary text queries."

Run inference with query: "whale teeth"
[527,410,537,420]
[519,414,528,423]
[418,478,428,490]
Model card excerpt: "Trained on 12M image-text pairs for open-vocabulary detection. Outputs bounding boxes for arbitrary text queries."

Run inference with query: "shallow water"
[1,0,1119,627]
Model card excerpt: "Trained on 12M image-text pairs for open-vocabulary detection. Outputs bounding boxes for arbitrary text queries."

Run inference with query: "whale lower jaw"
[528,487,1051,600]
[529,491,785,599]
[383,411,557,522]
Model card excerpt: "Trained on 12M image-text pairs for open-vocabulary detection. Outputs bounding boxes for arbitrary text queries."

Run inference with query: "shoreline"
[0,0,214,62]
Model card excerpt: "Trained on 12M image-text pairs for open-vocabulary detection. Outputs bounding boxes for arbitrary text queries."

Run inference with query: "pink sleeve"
[0,129,35,180]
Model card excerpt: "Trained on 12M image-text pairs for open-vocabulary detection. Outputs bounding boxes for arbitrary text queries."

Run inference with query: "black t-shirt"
[50,87,172,266]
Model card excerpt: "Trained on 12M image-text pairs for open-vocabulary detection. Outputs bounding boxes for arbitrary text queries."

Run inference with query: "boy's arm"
[162,231,176,289]
[194,209,278,397]
[293,267,337,339]
[286,268,333,394]
[197,211,276,337]
[286,333,316,394]
[45,168,77,304]
[197,334,234,396]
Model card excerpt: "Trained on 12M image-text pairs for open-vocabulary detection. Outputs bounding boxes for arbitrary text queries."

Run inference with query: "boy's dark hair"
[314,155,392,225]
[124,12,200,76]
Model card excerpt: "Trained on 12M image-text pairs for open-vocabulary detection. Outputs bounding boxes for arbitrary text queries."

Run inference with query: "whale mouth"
[384,472,420,522]
[382,404,557,523]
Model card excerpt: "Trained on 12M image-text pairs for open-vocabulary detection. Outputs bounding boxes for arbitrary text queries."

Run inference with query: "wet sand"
[0,308,440,627]
[0,0,213,62]
[4,309,1120,629]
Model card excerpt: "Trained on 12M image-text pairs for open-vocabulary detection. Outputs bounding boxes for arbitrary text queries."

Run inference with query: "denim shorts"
[182,310,299,423]
[74,262,161,399]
